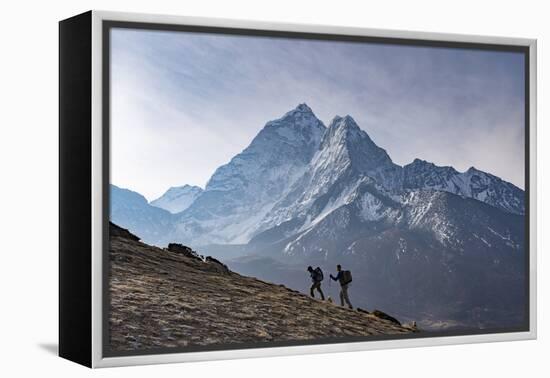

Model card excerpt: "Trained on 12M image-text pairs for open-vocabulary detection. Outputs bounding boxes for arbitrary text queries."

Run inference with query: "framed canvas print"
[59,10,537,368]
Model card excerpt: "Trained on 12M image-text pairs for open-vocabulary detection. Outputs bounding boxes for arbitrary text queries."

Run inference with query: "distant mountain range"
[110,103,526,330]
[151,185,203,214]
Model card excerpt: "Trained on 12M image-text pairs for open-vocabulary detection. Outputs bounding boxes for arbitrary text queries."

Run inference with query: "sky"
[110,28,526,201]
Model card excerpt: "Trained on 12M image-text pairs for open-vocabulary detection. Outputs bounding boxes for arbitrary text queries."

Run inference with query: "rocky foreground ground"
[109,223,416,352]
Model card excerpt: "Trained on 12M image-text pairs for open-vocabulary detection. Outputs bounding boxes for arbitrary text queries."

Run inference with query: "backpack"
[314,267,324,282]
[341,270,352,285]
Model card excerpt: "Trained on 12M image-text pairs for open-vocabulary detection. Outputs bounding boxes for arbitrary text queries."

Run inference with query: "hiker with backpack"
[307,266,325,300]
[330,264,353,309]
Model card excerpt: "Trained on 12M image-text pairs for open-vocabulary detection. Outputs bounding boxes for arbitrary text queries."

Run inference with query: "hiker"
[307,266,325,300]
[330,264,353,309]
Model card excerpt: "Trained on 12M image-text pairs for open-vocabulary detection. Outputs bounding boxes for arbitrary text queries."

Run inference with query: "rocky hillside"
[109,223,415,352]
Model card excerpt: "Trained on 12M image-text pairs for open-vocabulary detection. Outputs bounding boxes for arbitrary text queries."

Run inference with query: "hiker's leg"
[339,288,345,306]
[318,286,325,300]
[342,285,353,309]
[310,283,315,298]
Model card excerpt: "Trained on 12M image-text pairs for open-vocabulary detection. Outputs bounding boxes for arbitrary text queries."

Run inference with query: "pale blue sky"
[110,28,525,201]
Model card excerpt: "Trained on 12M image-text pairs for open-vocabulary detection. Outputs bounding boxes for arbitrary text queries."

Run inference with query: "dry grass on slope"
[109,228,415,352]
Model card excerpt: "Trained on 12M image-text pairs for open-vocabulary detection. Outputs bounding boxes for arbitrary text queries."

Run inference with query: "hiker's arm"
[330,274,337,281]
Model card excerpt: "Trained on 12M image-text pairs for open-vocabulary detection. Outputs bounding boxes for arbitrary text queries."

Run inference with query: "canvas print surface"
[107,26,527,355]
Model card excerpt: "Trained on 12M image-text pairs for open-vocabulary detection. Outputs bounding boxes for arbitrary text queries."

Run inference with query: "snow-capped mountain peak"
[324,115,394,168]
[257,103,326,150]
[205,103,325,193]
[317,114,402,191]
[329,114,361,130]
[254,113,402,236]
[322,115,364,148]
[150,185,203,214]
[172,104,327,245]
[267,103,320,130]
[290,102,314,115]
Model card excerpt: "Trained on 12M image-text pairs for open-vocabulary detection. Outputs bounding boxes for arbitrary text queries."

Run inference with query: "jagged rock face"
[108,226,413,352]
[403,159,458,189]
[150,185,203,214]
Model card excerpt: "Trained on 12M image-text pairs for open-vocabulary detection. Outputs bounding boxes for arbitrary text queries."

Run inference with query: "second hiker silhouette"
[330,264,353,309]
[307,266,325,300]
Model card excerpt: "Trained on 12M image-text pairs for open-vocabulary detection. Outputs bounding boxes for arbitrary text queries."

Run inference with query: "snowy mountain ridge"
[403,159,524,215]
[150,185,203,214]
